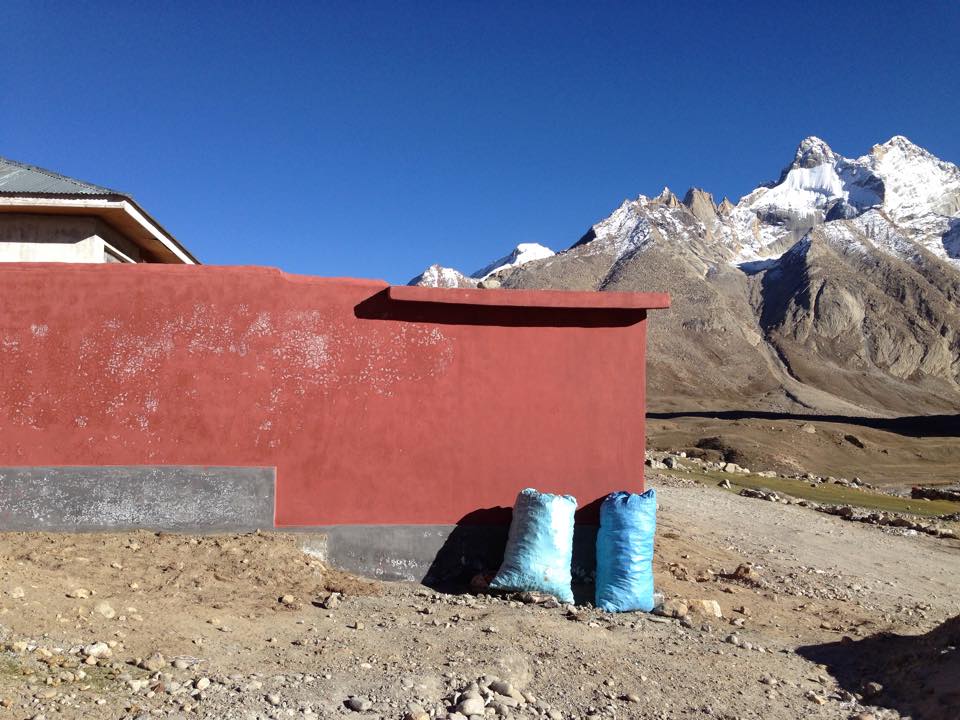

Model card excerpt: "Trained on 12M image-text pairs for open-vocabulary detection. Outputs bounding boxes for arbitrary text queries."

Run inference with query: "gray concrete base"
[300,524,599,587]
[0,466,275,532]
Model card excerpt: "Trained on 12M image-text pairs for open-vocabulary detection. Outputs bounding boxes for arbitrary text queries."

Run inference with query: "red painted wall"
[0,264,668,526]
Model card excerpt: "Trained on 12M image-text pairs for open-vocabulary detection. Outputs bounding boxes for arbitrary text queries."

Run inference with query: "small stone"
[804,690,827,705]
[862,681,883,697]
[321,593,341,610]
[488,680,521,700]
[653,598,688,618]
[622,693,641,703]
[280,594,296,605]
[349,621,364,630]
[195,677,211,690]
[403,705,430,720]
[266,693,281,706]
[140,652,167,672]
[10,586,24,599]
[173,658,190,670]
[67,588,91,599]
[456,697,486,715]
[345,696,372,712]
[689,599,723,619]
[725,564,761,584]
[95,602,116,619]
[724,634,741,646]
[83,642,112,659]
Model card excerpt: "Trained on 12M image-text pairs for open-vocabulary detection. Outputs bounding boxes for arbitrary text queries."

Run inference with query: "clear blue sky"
[5,1,959,282]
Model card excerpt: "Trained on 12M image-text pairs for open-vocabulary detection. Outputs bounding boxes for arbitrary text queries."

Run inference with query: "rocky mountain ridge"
[412,136,960,415]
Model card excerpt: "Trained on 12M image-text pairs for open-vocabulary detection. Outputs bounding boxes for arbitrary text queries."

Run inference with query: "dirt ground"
[646,414,960,487]
[0,474,957,720]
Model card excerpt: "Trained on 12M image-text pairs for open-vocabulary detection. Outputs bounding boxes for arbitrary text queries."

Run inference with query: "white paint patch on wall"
[1,303,457,448]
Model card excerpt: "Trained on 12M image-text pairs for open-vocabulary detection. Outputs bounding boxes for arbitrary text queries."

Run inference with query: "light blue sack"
[488,488,577,603]
[595,489,657,612]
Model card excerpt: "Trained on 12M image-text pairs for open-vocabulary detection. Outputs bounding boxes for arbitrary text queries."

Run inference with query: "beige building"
[0,157,197,264]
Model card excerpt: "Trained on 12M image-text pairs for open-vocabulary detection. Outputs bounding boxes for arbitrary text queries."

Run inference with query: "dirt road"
[0,474,956,720]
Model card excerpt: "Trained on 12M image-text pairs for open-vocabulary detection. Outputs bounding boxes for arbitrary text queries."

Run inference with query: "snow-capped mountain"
[407,264,476,289]
[409,242,555,287]
[412,136,960,415]
[471,242,554,280]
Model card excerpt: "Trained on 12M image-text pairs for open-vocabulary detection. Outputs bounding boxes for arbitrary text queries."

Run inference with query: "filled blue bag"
[595,489,657,612]
[488,488,577,603]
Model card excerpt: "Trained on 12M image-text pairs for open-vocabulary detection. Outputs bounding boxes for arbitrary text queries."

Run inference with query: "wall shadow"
[422,507,511,592]
[647,410,960,438]
[796,616,960,720]
[422,496,607,604]
[354,289,646,328]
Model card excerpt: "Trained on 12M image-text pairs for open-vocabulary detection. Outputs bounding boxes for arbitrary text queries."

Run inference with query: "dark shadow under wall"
[422,498,606,606]
[354,288,646,328]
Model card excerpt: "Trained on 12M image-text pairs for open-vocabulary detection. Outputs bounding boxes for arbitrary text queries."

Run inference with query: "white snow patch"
[748,163,846,212]
[411,264,473,288]
[862,136,960,219]
[472,243,554,279]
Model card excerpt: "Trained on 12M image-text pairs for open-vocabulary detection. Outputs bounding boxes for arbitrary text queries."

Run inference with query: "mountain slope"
[411,136,960,415]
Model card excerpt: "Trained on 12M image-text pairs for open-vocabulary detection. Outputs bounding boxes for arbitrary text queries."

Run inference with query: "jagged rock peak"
[717,197,735,216]
[874,135,923,155]
[792,136,837,169]
[683,187,716,208]
[653,186,681,207]
[869,134,943,167]
[683,187,718,224]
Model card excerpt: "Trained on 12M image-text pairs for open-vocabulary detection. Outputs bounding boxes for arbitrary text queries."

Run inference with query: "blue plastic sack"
[595,489,657,612]
[488,488,577,603]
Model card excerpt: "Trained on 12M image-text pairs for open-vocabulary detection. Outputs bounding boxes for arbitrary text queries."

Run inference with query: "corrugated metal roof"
[0,156,122,196]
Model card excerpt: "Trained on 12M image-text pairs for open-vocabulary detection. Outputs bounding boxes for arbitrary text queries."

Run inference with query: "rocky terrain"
[411,136,960,418]
[0,471,957,720]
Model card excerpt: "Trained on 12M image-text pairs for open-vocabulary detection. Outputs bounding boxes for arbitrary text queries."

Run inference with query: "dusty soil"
[646,414,960,487]
[0,475,957,720]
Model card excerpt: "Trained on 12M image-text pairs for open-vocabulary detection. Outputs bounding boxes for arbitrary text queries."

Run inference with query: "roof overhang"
[389,285,671,309]
[0,194,198,264]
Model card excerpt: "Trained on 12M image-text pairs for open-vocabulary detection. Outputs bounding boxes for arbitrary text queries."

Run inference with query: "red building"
[0,263,668,579]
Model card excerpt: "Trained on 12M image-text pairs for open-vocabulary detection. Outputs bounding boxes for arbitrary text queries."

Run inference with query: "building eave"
[0,194,199,264]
